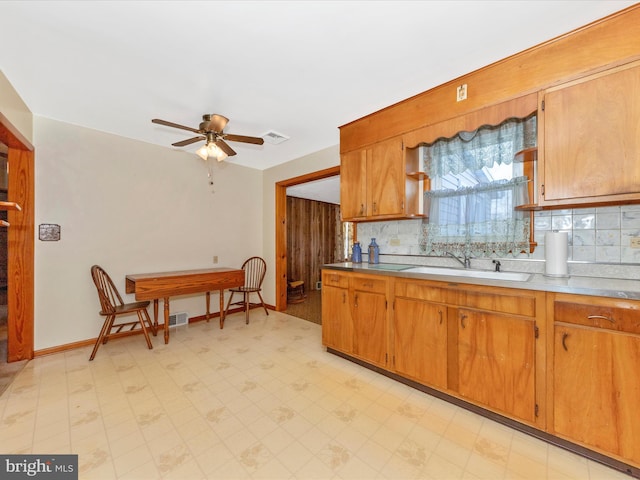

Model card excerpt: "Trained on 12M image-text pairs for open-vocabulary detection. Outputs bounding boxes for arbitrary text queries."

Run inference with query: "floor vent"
[168,312,188,328]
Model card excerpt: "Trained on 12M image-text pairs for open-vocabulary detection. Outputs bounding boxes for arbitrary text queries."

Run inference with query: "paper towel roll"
[545,231,568,276]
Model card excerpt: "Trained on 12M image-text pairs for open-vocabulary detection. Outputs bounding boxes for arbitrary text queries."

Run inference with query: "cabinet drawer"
[322,272,349,288]
[555,300,640,334]
[351,275,387,294]
[458,290,536,317]
[395,280,450,303]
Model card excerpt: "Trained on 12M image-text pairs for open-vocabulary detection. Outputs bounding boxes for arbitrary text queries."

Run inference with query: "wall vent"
[168,312,188,328]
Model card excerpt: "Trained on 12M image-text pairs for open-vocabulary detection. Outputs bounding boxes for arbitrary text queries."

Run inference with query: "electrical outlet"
[456,83,467,102]
[630,237,640,249]
[389,238,401,246]
[213,255,218,264]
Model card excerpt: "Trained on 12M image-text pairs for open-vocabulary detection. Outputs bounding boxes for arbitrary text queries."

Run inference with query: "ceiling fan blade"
[224,134,265,145]
[172,136,205,147]
[215,139,237,157]
[152,118,201,134]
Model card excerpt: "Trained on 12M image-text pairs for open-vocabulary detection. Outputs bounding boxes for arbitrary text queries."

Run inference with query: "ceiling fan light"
[207,143,227,162]
[196,145,208,160]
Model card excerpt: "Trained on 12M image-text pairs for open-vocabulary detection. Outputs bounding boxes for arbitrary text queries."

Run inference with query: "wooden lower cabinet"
[393,297,447,389]
[552,294,640,466]
[321,271,388,367]
[321,284,352,354]
[457,308,536,423]
[352,288,387,367]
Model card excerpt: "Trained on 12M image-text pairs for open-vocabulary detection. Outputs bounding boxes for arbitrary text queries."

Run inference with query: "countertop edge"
[322,263,640,300]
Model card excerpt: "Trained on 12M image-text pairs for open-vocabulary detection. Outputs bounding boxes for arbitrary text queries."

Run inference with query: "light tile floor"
[0,310,632,479]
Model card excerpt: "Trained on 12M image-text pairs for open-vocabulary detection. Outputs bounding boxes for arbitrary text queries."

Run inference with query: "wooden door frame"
[0,112,35,361]
[275,166,340,311]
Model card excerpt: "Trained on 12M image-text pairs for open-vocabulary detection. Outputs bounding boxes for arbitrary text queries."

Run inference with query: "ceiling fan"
[152,113,264,161]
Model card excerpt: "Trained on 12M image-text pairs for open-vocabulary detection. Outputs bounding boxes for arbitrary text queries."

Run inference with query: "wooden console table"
[125,267,244,343]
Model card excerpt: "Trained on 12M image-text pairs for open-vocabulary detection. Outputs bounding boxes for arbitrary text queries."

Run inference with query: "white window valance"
[424,114,537,178]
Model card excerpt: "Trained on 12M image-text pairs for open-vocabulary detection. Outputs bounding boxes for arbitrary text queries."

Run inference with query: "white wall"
[34,117,263,350]
[0,70,33,144]
[261,144,340,304]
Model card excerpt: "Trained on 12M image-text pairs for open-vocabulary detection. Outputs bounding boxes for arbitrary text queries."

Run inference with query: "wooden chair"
[287,279,306,304]
[89,265,157,360]
[225,256,269,324]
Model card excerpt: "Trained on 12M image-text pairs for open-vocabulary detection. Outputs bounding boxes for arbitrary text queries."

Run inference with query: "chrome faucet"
[445,252,471,269]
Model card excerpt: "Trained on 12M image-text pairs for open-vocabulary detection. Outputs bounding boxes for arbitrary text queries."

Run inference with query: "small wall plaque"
[39,224,61,241]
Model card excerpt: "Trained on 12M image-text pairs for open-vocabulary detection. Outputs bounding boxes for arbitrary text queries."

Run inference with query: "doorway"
[274,166,340,313]
[0,114,35,363]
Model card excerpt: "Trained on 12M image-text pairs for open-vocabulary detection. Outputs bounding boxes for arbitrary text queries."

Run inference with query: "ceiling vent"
[261,130,290,145]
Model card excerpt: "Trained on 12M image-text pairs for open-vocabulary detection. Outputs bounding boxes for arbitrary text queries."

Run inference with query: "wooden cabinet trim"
[340,6,640,153]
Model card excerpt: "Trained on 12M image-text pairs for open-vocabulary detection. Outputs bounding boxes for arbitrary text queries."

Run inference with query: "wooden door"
[351,290,387,367]
[393,298,447,389]
[457,308,536,422]
[553,324,640,463]
[321,285,353,354]
[542,61,640,205]
[340,148,367,220]
[367,137,404,217]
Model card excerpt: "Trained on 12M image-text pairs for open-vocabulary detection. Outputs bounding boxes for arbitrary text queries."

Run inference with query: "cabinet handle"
[362,282,373,288]
[438,310,443,325]
[342,292,346,303]
[562,332,569,351]
[354,294,358,307]
[460,313,467,329]
[359,204,365,215]
[587,315,615,323]
[373,201,377,213]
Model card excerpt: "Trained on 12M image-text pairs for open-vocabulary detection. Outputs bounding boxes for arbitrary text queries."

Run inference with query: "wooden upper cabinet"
[539,60,640,207]
[340,148,367,219]
[340,137,421,221]
[368,137,404,217]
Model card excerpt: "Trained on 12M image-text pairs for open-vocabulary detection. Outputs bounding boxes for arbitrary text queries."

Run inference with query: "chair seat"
[102,300,151,316]
[230,286,261,294]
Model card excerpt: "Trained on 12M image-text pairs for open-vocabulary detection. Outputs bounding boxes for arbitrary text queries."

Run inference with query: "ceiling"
[0,1,635,172]
[286,176,340,205]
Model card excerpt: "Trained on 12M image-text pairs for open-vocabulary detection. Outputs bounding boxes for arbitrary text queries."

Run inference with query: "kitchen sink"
[405,266,532,282]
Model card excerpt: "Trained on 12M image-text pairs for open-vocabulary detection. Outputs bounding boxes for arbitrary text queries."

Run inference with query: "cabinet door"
[340,149,368,220]
[542,61,640,205]
[457,309,536,423]
[352,290,387,367]
[393,298,447,389]
[321,285,353,354]
[554,324,640,464]
[368,137,404,217]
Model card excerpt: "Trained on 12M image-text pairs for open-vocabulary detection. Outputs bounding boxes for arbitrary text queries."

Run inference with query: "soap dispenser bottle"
[368,238,379,264]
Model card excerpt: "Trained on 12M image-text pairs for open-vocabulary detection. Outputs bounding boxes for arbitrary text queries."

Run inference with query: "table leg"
[153,299,159,331]
[163,297,170,344]
[219,289,225,329]
[206,291,211,322]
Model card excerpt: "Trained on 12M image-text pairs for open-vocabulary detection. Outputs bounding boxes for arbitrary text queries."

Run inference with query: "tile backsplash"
[355,204,640,279]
